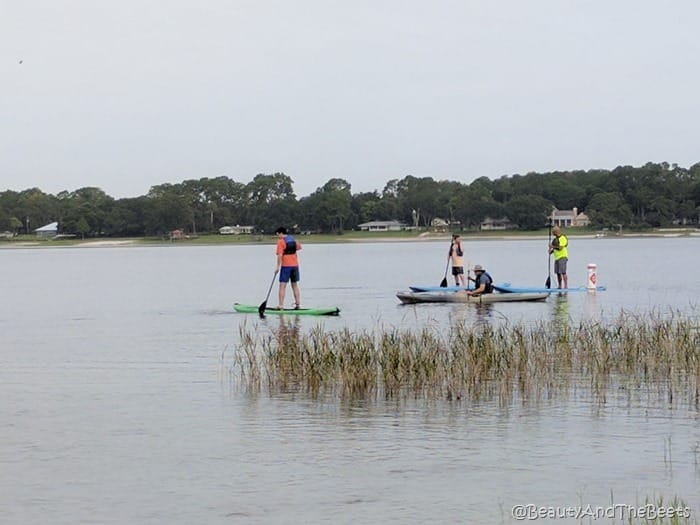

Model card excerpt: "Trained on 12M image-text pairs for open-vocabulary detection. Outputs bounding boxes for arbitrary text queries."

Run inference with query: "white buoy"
[587,263,598,291]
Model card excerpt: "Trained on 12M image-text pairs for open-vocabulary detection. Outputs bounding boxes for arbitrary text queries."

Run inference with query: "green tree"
[16,188,59,233]
[350,191,382,226]
[395,176,441,227]
[245,173,298,232]
[145,184,191,234]
[504,194,553,230]
[301,178,353,232]
[586,192,633,228]
[57,187,114,236]
[76,217,90,239]
[9,216,23,234]
[106,197,148,236]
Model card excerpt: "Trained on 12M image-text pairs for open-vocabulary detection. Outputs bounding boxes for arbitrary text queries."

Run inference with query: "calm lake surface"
[1,237,699,524]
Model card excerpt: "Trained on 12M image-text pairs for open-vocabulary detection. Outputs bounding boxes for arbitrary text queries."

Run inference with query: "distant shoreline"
[1,229,699,249]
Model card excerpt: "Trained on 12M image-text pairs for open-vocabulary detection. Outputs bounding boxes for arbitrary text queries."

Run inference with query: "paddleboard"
[234,303,340,316]
[493,284,607,294]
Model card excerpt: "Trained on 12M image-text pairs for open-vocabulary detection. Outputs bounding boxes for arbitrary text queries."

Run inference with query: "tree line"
[1,161,699,237]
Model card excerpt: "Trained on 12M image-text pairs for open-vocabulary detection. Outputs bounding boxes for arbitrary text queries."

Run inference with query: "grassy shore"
[2,226,699,248]
[231,313,700,403]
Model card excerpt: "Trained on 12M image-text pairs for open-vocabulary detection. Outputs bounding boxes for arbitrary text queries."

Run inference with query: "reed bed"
[231,313,700,404]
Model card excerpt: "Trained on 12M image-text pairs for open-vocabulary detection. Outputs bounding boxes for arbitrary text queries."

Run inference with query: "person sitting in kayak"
[466,264,493,296]
[275,226,302,309]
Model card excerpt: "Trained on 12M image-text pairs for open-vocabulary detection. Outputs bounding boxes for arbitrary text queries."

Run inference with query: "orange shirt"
[276,237,301,267]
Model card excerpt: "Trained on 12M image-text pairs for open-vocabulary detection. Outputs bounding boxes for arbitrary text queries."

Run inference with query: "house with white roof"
[357,220,407,232]
[219,225,254,235]
[34,222,58,238]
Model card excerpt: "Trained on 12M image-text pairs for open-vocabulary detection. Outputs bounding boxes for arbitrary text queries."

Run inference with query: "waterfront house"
[357,220,407,232]
[34,222,58,238]
[550,207,590,227]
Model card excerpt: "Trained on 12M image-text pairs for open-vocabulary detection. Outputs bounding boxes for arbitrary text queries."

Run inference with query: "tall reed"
[231,313,700,403]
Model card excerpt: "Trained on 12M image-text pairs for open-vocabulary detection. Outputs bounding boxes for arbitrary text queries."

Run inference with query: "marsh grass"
[232,313,699,403]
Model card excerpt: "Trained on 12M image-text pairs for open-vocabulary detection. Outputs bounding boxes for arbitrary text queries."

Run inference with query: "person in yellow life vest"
[549,226,568,289]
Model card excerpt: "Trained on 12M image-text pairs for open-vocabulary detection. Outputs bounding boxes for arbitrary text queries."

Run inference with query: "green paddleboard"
[234,303,340,316]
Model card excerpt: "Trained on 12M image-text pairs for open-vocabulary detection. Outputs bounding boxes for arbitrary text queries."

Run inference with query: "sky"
[2,0,699,199]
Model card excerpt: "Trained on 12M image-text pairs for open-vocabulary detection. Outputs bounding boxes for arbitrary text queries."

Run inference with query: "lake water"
[1,237,699,524]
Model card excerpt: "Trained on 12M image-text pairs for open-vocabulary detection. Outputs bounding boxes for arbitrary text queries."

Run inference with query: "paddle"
[545,221,552,289]
[258,270,279,319]
[440,242,453,287]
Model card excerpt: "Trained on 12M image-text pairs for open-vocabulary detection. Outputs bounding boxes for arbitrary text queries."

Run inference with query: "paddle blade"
[545,276,551,289]
[440,277,448,288]
[258,301,267,318]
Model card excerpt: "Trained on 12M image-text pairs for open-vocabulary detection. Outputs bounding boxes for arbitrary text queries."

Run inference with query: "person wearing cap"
[466,264,493,296]
[549,226,569,289]
[275,226,302,309]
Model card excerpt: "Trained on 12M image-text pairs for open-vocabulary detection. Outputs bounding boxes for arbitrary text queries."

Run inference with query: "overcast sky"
[2,0,698,199]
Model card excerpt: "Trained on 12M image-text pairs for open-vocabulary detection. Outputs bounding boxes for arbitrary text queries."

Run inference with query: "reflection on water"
[445,302,496,327]
[583,289,602,322]
[275,314,301,343]
[551,294,570,329]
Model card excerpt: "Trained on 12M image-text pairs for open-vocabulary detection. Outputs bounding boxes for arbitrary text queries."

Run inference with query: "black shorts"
[451,266,464,276]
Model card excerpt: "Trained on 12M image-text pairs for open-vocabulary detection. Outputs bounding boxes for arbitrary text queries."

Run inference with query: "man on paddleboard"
[549,226,569,289]
[275,227,302,309]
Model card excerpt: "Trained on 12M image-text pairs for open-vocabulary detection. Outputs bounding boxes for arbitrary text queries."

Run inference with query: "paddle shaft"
[440,242,453,287]
[546,222,552,288]
[258,271,279,318]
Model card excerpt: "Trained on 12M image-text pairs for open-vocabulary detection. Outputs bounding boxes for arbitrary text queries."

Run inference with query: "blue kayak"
[493,284,607,293]
[409,283,510,293]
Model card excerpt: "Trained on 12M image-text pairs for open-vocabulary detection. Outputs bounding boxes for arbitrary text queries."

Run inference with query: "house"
[480,217,514,231]
[34,222,58,238]
[357,220,407,232]
[431,217,449,233]
[219,225,254,235]
[551,207,590,228]
[170,229,186,240]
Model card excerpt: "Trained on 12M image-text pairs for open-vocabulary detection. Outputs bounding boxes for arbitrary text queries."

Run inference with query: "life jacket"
[449,243,463,257]
[476,271,493,293]
[552,234,568,260]
[283,235,297,255]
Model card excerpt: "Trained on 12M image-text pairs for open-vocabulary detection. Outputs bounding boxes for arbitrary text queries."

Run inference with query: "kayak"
[396,291,549,304]
[493,284,607,294]
[409,283,509,293]
[234,303,340,316]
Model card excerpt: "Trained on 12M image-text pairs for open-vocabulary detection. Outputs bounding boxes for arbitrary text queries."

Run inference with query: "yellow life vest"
[553,234,568,260]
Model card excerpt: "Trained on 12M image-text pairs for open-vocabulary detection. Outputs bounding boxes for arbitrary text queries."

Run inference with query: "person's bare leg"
[291,282,301,307]
[277,283,287,309]
[563,273,568,289]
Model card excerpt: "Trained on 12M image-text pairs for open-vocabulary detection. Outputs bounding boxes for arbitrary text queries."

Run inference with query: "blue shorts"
[279,266,300,283]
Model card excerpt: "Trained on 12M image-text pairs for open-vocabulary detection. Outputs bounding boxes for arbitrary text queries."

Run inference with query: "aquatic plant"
[231,313,700,404]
